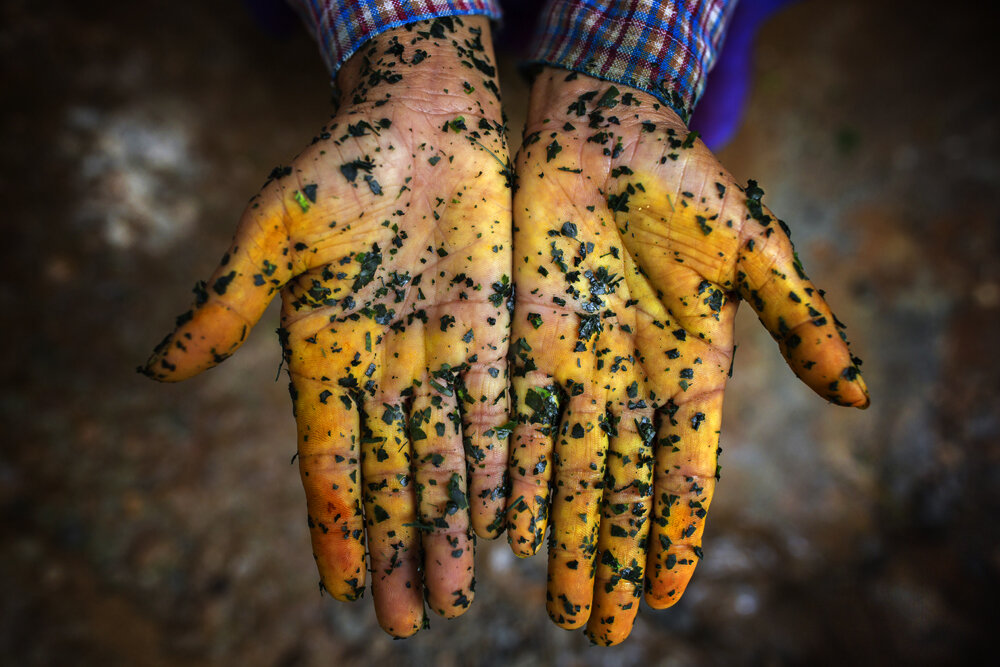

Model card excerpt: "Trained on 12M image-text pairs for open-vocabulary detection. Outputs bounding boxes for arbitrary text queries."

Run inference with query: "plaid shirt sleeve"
[527,0,738,122]
[286,0,503,79]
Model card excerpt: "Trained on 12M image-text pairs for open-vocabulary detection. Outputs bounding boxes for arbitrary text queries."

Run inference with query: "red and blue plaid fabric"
[288,0,502,76]
[528,0,736,121]
[287,0,735,120]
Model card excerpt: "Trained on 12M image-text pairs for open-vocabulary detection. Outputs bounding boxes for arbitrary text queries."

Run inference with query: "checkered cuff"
[288,0,503,78]
[526,0,737,122]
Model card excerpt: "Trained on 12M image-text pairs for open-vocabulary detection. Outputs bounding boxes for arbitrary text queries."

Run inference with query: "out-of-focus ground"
[2,0,998,664]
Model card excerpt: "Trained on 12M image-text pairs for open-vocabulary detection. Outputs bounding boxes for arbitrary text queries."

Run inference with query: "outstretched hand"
[142,17,511,637]
[504,68,869,645]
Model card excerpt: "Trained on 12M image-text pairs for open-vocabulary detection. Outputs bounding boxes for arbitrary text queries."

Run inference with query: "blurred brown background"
[2,0,998,664]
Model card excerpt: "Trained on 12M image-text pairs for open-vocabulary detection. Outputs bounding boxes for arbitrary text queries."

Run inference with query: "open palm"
[143,17,511,637]
[505,69,869,645]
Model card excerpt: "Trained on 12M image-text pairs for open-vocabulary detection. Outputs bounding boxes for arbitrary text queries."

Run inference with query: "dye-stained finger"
[409,377,475,618]
[141,178,297,382]
[282,311,376,601]
[461,359,510,538]
[585,407,655,646]
[291,375,366,601]
[505,371,560,558]
[360,391,424,637]
[644,388,723,610]
[544,390,610,629]
[735,185,869,408]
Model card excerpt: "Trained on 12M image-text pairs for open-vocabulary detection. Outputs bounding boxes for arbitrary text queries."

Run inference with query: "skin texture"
[141,17,512,637]
[504,68,870,645]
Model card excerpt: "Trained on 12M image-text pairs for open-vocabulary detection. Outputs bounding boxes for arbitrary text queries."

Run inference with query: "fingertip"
[505,522,544,558]
[136,361,156,379]
[377,607,427,639]
[371,565,426,638]
[644,585,685,610]
[468,470,507,539]
[545,588,591,630]
[843,362,871,408]
[793,356,871,410]
[143,302,250,382]
[643,561,696,610]
[422,527,476,618]
[584,619,633,647]
[854,388,872,410]
[842,371,871,409]
[504,467,550,557]
[318,567,366,603]
[781,318,872,409]
[310,521,368,602]
[427,574,475,620]
[139,331,180,382]
[471,501,506,539]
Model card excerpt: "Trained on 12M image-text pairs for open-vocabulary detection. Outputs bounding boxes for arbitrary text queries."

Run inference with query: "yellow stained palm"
[505,69,869,645]
[142,17,511,637]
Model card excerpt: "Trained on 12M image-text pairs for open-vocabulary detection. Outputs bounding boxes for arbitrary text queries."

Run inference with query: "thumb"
[140,175,296,382]
[734,181,870,408]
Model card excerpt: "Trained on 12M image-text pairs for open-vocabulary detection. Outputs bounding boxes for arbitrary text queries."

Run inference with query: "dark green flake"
[608,191,629,213]
[546,140,562,162]
[525,386,560,426]
[695,215,713,235]
[352,245,382,291]
[597,86,620,108]
[340,158,375,182]
[578,314,603,340]
[447,473,469,512]
[364,174,383,195]
[212,271,236,295]
[690,412,705,430]
[680,130,700,149]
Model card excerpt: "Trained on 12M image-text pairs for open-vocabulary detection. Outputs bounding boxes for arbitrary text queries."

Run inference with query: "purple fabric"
[690,0,799,150]
[243,0,301,37]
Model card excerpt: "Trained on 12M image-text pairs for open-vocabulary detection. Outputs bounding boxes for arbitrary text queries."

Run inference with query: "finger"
[141,180,295,381]
[505,370,560,558]
[433,193,512,539]
[545,390,609,629]
[409,377,475,618]
[361,391,425,637]
[461,359,510,538]
[586,407,655,646]
[644,389,723,609]
[284,313,376,601]
[291,376,366,601]
[735,189,869,408]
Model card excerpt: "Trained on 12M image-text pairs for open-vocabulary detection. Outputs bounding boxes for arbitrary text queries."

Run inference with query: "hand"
[504,68,869,645]
[141,17,512,637]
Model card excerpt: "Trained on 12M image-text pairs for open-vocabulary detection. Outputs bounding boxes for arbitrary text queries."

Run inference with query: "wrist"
[525,67,686,132]
[335,16,503,121]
